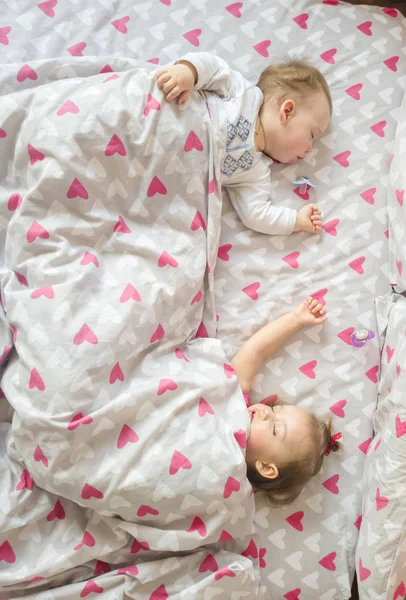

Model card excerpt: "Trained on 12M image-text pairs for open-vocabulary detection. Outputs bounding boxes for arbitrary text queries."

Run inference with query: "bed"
[0,1,405,599]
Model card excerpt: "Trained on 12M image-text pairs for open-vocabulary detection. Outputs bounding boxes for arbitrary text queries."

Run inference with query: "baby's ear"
[256,461,279,480]
[280,99,295,123]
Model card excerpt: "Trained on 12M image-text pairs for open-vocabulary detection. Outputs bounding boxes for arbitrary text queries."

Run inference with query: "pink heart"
[383,56,399,72]
[358,558,371,582]
[82,483,104,500]
[0,128,7,137]
[371,120,387,138]
[38,0,57,18]
[111,15,129,33]
[191,211,206,231]
[199,553,218,573]
[117,424,139,449]
[357,21,372,36]
[187,516,207,537]
[386,345,395,363]
[293,13,308,29]
[282,251,300,269]
[233,429,246,449]
[120,283,141,302]
[242,282,260,300]
[215,567,236,581]
[241,539,258,559]
[376,487,389,511]
[81,580,103,597]
[183,28,202,47]
[67,42,86,56]
[218,244,232,261]
[29,368,45,391]
[299,360,317,379]
[157,378,178,396]
[329,400,346,418]
[110,362,124,384]
[73,324,98,345]
[191,290,202,305]
[150,323,165,344]
[113,215,131,234]
[57,100,79,116]
[322,218,339,236]
[286,511,304,531]
[74,531,95,552]
[319,552,336,571]
[284,590,301,600]
[320,48,337,64]
[323,474,340,494]
[358,438,372,455]
[195,321,208,338]
[68,412,93,431]
[117,565,138,575]
[333,150,351,167]
[293,186,309,200]
[225,2,243,17]
[374,437,382,451]
[169,450,192,475]
[8,193,22,211]
[396,260,403,276]
[208,179,216,194]
[396,363,401,378]
[0,541,16,564]
[17,64,38,82]
[81,252,99,268]
[337,327,355,345]
[16,469,34,491]
[27,143,45,165]
[0,346,11,363]
[105,134,126,156]
[143,93,160,117]
[345,83,362,100]
[175,348,190,362]
[67,178,88,199]
[130,539,150,553]
[253,40,271,58]
[137,504,159,517]
[219,529,233,542]
[0,26,11,46]
[395,415,406,438]
[383,7,398,17]
[147,57,160,64]
[349,256,365,274]
[354,515,363,530]
[360,187,376,205]
[396,189,405,206]
[103,73,120,83]
[365,365,379,383]
[47,500,65,521]
[149,584,168,600]
[158,250,178,268]
[198,397,214,417]
[34,444,48,466]
[184,130,204,152]
[31,285,54,299]
[223,476,240,499]
[147,176,167,197]
[311,288,328,306]
[223,363,236,379]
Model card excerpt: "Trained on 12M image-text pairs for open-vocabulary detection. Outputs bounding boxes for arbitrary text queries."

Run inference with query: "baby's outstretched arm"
[231,297,327,392]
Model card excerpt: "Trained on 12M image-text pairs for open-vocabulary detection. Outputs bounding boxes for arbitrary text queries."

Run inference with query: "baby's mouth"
[250,410,256,422]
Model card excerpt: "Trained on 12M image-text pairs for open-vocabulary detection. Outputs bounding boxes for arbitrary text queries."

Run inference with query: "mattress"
[0,1,405,599]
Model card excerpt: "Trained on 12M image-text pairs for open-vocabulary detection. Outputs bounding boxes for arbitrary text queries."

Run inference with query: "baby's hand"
[155,61,197,104]
[293,204,323,234]
[293,296,328,326]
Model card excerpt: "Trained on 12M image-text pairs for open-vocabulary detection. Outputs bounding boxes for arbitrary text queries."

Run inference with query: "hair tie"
[325,432,342,456]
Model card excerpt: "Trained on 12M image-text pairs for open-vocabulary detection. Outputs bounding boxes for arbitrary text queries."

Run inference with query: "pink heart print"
[17,64,38,82]
[293,13,308,29]
[187,516,207,537]
[114,216,131,234]
[233,429,246,449]
[337,327,355,345]
[225,2,243,17]
[82,483,104,500]
[68,412,93,431]
[223,476,240,498]
[299,360,317,379]
[242,282,260,300]
[198,397,215,416]
[319,552,336,571]
[117,565,139,575]
[147,176,167,197]
[110,362,124,384]
[286,511,304,531]
[396,189,405,206]
[29,368,45,391]
[195,321,208,338]
[67,178,88,199]
[184,130,204,152]
[27,221,49,243]
[386,345,394,363]
[395,415,406,438]
[67,42,87,56]
[219,529,233,542]
[283,251,300,269]
[183,29,202,47]
[311,288,328,306]
[358,438,372,455]
[322,219,339,236]
[111,16,130,33]
[150,323,165,343]
[396,260,403,276]
[120,283,141,302]
[191,211,206,231]
[47,499,66,521]
[38,0,57,18]
[329,400,346,418]
[81,581,103,596]
[358,558,371,582]
[16,469,34,491]
[218,244,232,261]
[31,286,54,299]
[8,193,22,211]
[34,444,48,466]
[241,539,259,558]
[349,256,365,274]
[384,56,399,72]
[371,120,387,138]
[0,128,7,138]
[354,515,363,530]
[157,378,178,396]
[259,547,267,568]
[253,40,271,58]
[105,134,126,156]
[150,584,169,600]
[27,143,45,165]
[0,26,11,46]
[175,348,190,362]
[169,450,192,475]
[360,187,376,205]
[117,424,139,449]
[199,554,218,573]
[73,324,98,345]
[320,49,337,64]
[334,151,351,167]
[81,252,99,268]
[74,530,95,551]
[284,590,301,600]
[365,365,379,383]
[57,100,79,116]
[130,539,150,553]
[0,541,16,564]
[191,290,203,305]
[323,474,340,494]
[144,93,160,116]
[383,6,398,17]
[158,251,178,268]
[215,567,236,581]
[375,487,389,511]
[345,83,363,100]
[357,21,373,36]
[223,363,236,379]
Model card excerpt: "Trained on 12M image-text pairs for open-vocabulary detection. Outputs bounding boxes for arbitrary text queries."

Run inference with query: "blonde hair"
[256,57,333,115]
[247,413,340,507]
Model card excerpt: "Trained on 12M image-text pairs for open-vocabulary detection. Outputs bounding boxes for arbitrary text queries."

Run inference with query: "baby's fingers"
[315,315,328,324]
[312,302,324,314]
[156,71,170,90]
